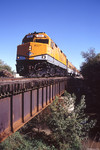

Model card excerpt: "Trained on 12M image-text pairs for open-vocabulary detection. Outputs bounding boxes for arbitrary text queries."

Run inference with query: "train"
[16,32,80,77]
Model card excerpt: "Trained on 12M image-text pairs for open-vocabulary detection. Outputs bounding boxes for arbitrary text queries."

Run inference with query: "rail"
[0,77,67,142]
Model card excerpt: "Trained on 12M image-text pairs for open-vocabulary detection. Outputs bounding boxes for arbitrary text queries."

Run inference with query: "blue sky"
[0,0,100,71]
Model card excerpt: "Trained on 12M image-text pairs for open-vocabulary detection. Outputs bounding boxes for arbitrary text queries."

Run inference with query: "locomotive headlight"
[42,55,46,59]
[29,46,32,51]
[17,56,20,59]
[36,34,44,37]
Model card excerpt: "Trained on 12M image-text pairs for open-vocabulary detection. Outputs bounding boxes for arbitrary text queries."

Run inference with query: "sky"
[0,0,100,71]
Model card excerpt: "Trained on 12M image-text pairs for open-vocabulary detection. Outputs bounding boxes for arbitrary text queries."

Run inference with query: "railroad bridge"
[0,77,68,142]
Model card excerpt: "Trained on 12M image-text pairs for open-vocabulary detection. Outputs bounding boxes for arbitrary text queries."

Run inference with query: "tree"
[0,59,12,73]
[45,92,96,150]
[80,48,100,121]
[80,49,100,81]
[81,48,96,63]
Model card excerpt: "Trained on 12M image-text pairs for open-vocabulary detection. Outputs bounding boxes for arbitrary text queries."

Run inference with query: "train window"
[51,41,54,49]
[35,39,49,44]
[22,38,33,44]
[27,35,33,38]
[55,44,58,47]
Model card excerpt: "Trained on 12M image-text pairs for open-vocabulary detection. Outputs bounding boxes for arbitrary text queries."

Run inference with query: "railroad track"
[0,77,27,83]
[0,77,67,85]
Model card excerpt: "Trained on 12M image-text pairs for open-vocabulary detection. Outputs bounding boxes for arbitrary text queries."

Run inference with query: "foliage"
[0,59,12,73]
[80,49,100,81]
[0,132,33,150]
[81,48,96,63]
[80,48,100,112]
[45,92,96,150]
[0,131,57,150]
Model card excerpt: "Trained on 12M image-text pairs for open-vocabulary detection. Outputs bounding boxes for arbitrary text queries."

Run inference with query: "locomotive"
[16,32,80,77]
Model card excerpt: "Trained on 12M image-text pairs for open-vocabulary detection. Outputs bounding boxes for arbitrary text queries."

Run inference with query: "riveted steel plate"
[0,97,10,141]
[52,84,55,100]
[60,82,63,94]
[55,84,57,96]
[23,91,31,122]
[12,94,22,130]
[57,83,59,95]
[38,88,42,111]
[47,86,49,104]
[43,87,46,107]
[49,85,52,103]
[32,89,37,115]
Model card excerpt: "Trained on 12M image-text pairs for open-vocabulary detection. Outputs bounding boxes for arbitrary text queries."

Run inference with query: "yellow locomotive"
[16,32,67,77]
[16,32,80,77]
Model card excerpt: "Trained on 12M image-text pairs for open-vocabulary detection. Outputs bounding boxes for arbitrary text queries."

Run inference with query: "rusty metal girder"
[0,77,67,142]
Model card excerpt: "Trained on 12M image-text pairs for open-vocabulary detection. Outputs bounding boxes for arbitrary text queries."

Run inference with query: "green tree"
[80,48,100,129]
[46,92,96,150]
[81,48,96,63]
[0,59,12,73]
[80,49,100,81]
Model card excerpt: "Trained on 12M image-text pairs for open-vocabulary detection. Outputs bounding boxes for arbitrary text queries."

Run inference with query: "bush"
[0,59,12,72]
[45,91,96,149]
[0,131,57,150]
[0,132,33,150]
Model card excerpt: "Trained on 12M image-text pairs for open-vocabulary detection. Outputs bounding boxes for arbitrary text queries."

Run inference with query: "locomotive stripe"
[33,54,67,70]
[17,54,67,70]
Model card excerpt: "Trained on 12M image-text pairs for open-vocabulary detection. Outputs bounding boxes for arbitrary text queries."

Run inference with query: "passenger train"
[16,32,80,77]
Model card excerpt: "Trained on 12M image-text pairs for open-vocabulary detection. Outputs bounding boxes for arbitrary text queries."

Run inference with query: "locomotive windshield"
[22,35,34,44]
[35,39,49,44]
[22,38,33,44]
